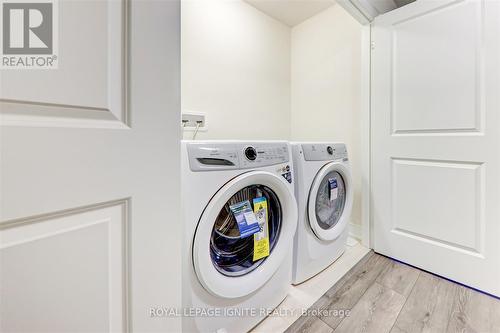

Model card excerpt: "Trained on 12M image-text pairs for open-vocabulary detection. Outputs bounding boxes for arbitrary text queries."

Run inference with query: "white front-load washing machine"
[291,142,353,285]
[181,140,298,333]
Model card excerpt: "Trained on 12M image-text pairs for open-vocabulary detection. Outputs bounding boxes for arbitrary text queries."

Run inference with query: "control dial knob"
[245,146,257,161]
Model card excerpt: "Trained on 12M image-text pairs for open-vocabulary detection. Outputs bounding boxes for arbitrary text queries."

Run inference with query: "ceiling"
[244,0,337,27]
[368,0,416,14]
[393,0,415,8]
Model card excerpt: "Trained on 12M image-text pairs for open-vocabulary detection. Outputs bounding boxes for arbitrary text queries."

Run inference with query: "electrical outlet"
[182,112,207,131]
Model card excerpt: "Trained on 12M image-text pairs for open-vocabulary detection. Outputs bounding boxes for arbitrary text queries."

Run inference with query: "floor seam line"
[388,270,421,333]
[326,255,386,332]
[317,314,335,330]
[318,250,375,311]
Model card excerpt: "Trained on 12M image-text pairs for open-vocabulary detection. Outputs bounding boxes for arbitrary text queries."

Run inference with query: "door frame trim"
[360,24,372,248]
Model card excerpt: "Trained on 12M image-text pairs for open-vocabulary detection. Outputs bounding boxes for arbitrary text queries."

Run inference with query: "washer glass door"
[211,184,282,276]
[192,171,297,299]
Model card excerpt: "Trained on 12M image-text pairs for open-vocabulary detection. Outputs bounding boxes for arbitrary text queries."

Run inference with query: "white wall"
[290,5,364,228]
[181,0,291,140]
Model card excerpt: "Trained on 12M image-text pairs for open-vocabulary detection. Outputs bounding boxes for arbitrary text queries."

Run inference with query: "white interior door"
[371,0,500,296]
[0,0,181,331]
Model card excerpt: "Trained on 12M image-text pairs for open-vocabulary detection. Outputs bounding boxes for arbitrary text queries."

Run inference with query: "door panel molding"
[390,158,484,255]
[0,199,130,332]
[389,0,484,135]
[390,228,484,258]
[0,0,130,129]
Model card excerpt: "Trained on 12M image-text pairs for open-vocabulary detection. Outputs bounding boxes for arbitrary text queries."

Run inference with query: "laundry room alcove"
[181,0,365,241]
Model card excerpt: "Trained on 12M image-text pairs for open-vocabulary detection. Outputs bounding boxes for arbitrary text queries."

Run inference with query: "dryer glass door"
[315,171,346,230]
[308,162,353,241]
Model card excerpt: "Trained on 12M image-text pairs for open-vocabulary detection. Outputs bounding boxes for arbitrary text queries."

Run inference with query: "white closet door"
[371,0,500,296]
[0,0,181,331]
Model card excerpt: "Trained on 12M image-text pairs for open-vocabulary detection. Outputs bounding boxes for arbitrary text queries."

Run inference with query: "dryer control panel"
[302,143,348,161]
[187,142,290,171]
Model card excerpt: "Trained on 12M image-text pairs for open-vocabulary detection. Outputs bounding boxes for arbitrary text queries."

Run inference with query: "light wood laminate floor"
[286,251,500,333]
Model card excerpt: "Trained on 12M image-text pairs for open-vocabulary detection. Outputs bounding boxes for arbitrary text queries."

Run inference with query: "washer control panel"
[302,143,348,161]
[187,142,290,171]
[240,144,289,168]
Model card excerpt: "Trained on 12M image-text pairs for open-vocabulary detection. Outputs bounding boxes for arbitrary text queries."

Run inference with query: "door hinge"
[371,41,375,50]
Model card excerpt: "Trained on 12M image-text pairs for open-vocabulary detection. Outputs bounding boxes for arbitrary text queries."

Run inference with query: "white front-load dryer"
[181,141,298,333]
[291,142,353,285]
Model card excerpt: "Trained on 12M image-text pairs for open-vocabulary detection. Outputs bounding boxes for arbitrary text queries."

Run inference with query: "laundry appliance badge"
[278,164,292,184]
[328,178,338,201]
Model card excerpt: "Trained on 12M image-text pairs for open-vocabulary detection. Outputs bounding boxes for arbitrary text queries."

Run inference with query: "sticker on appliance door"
[229,200,260,238]
[252,197,270,261]
[328,178,338,201]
